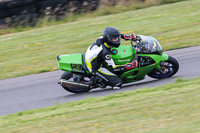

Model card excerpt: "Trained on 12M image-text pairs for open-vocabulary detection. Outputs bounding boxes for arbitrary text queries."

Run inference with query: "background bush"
[0,0,186,28]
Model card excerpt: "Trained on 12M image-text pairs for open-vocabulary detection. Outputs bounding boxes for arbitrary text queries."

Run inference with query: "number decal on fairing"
[71,64,83,72]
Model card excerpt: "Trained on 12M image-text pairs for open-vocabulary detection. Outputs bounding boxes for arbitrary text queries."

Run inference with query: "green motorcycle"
[57,35,179,93]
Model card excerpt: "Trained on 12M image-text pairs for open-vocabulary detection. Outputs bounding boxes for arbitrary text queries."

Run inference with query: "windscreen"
[136,35,163,54]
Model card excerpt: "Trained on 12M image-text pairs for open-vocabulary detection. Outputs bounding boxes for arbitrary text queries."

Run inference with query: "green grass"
[0,78,200,133]
[0,0,200,79]
[0,0,186,35]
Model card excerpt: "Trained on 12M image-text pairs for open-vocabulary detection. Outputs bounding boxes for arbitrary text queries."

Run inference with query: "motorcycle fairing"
[57,54,85,73]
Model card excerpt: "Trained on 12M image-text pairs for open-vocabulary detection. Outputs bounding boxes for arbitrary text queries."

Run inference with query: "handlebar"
[131,36,141,45]
[131,36,141,54]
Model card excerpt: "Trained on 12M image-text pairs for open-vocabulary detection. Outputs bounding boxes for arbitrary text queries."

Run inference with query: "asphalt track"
[0,46,200,116]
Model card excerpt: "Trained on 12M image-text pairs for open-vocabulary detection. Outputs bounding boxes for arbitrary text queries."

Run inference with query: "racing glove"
[121,34,137,41]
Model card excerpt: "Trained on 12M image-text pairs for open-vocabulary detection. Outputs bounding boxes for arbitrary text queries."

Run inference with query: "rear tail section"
[57,54,85,73]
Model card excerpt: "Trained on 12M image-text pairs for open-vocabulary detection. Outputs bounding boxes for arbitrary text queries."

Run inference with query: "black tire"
[0,1,6,10]
[6,0,34,9]
[36,0,55,14]
[7,5,36,16]
[60,72,91,94]
[34,0,46,2]
[0,18,4,26]
[54,0,68,6]
[0,9,10,19]
[12,13,37,26]
[147,56,179,79]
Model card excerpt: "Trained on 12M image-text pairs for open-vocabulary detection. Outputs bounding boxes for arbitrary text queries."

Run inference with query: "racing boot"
[112,86,121,90]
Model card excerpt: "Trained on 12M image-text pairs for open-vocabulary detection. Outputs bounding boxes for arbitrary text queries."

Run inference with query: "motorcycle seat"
[82,53,89,72]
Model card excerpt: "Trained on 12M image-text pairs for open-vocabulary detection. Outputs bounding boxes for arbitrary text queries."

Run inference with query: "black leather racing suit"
[85,35,128,88]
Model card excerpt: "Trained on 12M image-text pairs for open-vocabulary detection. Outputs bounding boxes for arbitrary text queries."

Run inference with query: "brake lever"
[131,40,138,49]
[131,40,138,56]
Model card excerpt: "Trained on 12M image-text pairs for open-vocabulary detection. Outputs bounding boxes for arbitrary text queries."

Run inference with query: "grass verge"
[0,78,200,133]
[0,0,200,79]
[0,0,186,35]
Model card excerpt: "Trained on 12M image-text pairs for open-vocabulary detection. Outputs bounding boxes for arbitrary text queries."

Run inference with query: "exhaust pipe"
[58,79,90,90]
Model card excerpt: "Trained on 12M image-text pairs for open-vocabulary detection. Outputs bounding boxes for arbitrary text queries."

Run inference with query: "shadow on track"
[56,76,180,100]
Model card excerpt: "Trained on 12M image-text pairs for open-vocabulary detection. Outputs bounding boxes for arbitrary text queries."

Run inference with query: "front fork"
[137,53,169,69]
[156,53,169,69]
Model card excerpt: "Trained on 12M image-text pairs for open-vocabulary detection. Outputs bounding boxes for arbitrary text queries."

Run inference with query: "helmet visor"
[107,34,120,42]
[111,37,119,42]
[107,35,121,48]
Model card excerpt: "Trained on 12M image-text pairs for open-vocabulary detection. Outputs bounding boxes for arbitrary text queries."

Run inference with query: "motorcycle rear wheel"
[60,72,91,93]
[147,56,179,79]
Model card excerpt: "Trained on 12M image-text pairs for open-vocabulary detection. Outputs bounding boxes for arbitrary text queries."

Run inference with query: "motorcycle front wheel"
[60,72,91,93]
[147,56,179,79]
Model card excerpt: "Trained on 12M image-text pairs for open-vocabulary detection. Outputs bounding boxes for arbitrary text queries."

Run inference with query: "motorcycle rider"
[85,27,139,89]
